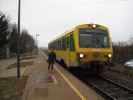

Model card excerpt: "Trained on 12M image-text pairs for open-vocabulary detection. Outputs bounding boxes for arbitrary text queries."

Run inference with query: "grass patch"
[7,61,33,70]
[0,76,27,100]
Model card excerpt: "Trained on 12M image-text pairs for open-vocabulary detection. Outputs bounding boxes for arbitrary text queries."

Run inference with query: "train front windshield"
[79,29,110,48]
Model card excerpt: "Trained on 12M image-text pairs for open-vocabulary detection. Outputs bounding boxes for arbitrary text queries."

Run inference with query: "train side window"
[62,37,66,50]
[58,41,59,49]
[61,39,64,50]
[55,41,57,49]
[70,34,75,51]
[59,40,61,50]
[66,36,70,48]
[60,40,62,50]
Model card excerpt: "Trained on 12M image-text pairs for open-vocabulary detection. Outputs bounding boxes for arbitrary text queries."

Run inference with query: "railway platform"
[22,51,104,100]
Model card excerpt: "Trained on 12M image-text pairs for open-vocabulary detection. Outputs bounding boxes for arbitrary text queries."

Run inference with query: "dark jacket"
[48,51,56,62]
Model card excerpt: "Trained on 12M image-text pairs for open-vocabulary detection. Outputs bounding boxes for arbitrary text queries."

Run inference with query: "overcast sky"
[0,0,132,47]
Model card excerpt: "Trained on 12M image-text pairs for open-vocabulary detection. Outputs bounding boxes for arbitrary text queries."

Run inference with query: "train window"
[79,29,110,48]
[56,41,58,49]
[60,39,62,50]
[59,40,61,50]
[66,34,75,51]
[62,37,66,50]
[61,39,64,50]
[60,40,62,50]
[70,34,75,51]
[57,40,60,50]
[66,36,70,48]
[58,41,59,49]
[64,38,67,49]
[55,41,57,49]
[60,40,62,49]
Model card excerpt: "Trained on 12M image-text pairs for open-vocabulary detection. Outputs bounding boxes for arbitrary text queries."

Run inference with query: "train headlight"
[108,54,112,58]
[92,24,96,28]
[79,53,84,58]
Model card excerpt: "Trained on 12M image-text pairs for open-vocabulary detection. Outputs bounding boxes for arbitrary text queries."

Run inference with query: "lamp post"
[16,0,21,78]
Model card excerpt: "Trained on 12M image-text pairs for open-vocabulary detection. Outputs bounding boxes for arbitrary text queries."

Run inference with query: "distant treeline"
[0,11,36,58]
[113,39,133,64]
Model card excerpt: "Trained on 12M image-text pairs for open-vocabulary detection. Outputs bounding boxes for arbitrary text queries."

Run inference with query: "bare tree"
[20,30,36,53]
[113,37,133,64]
[0,12,9,58]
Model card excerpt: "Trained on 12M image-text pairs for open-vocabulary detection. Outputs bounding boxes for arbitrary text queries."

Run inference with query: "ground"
[0,76,27,100]
[0,53,36,100]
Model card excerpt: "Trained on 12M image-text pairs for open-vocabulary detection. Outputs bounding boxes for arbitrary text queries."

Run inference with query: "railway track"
[69,68,133,100]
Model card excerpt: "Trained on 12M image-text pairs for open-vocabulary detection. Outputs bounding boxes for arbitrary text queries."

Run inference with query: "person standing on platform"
[47,49,56,71]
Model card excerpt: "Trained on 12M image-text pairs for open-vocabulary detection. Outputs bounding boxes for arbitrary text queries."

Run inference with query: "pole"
[36,34,39,54]
[17,0,21,78]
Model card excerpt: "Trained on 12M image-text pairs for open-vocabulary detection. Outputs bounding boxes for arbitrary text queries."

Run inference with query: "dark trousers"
[48,61,54,71]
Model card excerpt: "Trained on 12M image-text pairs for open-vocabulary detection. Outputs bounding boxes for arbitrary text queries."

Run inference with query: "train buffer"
[22,52,104,100]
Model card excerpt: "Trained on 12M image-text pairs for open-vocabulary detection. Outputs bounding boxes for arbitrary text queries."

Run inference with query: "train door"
[66,33,75,67]
[69,33,75,66]
[66,35,70,67]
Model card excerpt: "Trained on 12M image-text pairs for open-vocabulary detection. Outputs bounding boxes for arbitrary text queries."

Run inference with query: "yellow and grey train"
[48,24,113,72]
